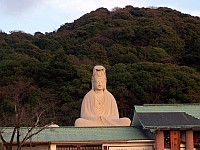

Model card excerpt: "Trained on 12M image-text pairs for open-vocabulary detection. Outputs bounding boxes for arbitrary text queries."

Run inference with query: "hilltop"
[0,6,200,126]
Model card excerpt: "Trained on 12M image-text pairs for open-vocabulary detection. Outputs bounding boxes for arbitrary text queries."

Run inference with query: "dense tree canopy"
[0,6,200,126]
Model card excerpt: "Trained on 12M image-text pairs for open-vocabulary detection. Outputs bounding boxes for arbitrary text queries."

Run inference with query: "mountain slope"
[0,6,200,126]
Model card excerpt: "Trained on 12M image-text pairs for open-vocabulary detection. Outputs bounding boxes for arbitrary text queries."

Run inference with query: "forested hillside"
[0,6,200,126]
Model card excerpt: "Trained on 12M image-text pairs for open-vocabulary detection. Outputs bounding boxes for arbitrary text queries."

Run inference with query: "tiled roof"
[134,103,200,119]
[136,112,200,129]
[0,126,154,143]
[133,103,200,129]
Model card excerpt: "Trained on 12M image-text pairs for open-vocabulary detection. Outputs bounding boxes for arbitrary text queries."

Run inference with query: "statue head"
[92,65,106,90]
[92,65,106,78]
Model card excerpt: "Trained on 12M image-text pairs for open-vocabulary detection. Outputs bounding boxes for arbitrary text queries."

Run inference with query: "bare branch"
[0,131,7,144]
[0,127,17,150]
[10,127,17,145]
[17,108,50,150]
[0,79,54,150]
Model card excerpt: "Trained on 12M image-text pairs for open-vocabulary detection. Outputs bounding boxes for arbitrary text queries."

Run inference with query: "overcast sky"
[0,0,199,34]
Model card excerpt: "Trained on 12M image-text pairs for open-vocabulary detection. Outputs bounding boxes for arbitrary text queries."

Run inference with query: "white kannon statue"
[75,65,131,126]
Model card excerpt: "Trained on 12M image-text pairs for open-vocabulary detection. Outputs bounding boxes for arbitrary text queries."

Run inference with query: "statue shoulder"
[104,90,115,99]
[83,90,95,100]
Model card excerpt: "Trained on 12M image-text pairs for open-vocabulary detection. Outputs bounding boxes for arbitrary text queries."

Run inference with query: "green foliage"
[34,38,63,51]
[108,63,200,106]
[1,6,200,126]
[136,46,170,62]
[134,24,185,54]
[107,44,138,65]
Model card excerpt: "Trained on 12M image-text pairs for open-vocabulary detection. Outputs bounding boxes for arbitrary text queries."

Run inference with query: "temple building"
[1,103,200,150]
[132,103,200,150]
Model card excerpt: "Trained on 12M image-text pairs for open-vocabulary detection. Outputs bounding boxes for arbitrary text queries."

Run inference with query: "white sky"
[0,0,199,34]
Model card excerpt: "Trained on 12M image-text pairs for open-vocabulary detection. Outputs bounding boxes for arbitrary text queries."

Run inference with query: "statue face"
[93,78,105,90]
[95,69,104,77]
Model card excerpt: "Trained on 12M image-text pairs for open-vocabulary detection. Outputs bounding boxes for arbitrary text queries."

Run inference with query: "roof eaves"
[143,125,200,130]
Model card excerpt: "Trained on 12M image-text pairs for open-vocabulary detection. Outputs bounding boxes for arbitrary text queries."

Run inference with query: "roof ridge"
[141,103,200,106]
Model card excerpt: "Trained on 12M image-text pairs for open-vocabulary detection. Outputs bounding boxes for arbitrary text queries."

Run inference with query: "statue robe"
[75,89,130,126]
